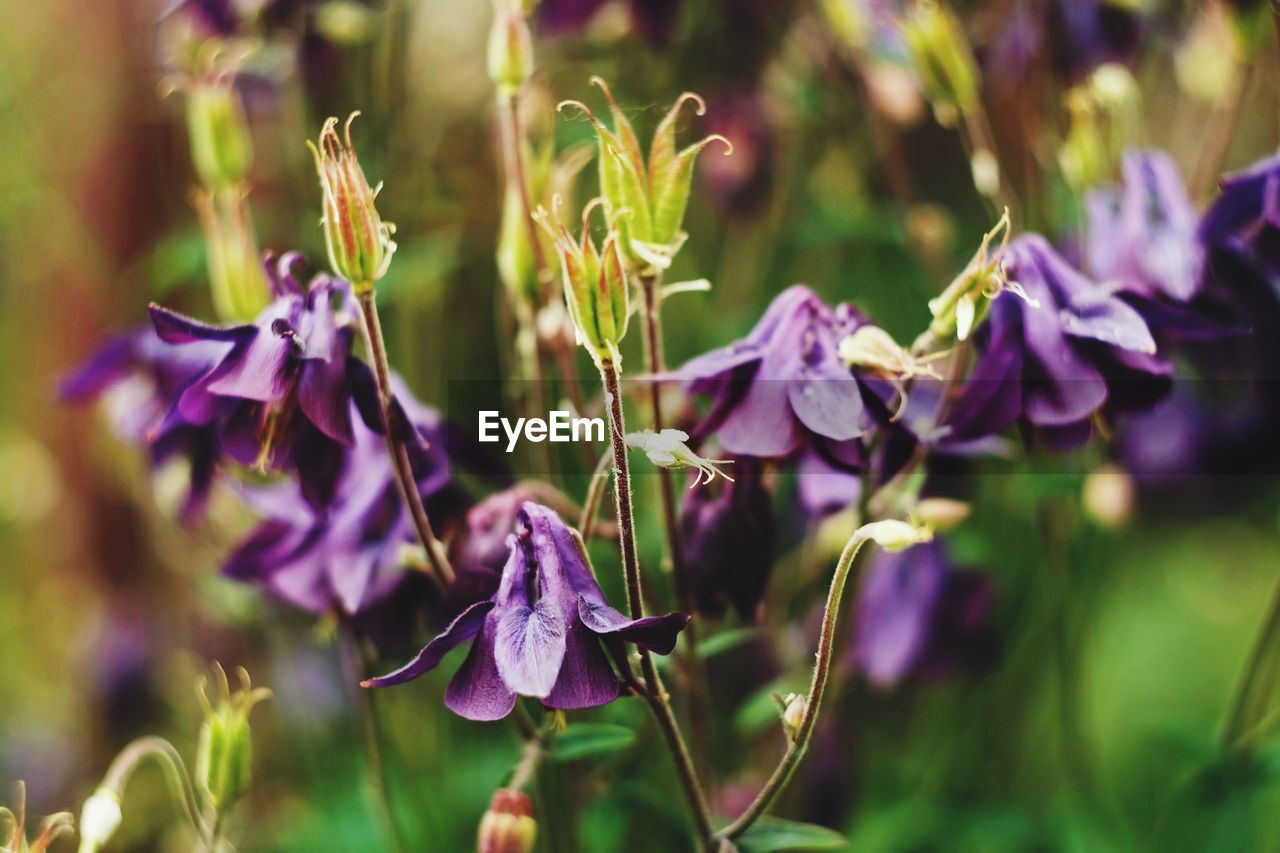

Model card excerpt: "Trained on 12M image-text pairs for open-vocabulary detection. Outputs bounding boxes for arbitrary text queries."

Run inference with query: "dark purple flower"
[61,326,225,523]
[671,285,875,459]
[1086,150,1204,303]
[680,457,776,620]
[985,0,1144,88]
[149,252,360,509]
[223,385,464,617]
[536,0,606,34]
[851,540,992,688]
[947,234,1166,447]
[364,503,689,721]
[1200,151,1280,300]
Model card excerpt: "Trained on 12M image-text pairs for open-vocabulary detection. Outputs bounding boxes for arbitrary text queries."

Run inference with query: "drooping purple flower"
[946,234,1167,447]
[223,386,470,618]
[671,285,876,459]
[851,540,993,688]
[60,326,226,523]
[364,503,689,721]
[680,457,776,620]
[148,252,360,509]
[1200,151,1280,311]
[1085,150,1204,303]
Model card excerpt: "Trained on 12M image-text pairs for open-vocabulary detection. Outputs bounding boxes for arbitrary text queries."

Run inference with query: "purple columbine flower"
[671,285,877,459]
[223,384,470,618]
[680,457,776,620]
[1200,151,1280,305]
[851,540,992,688]
[148,252,360,509]
[363,503,689,721]
[60,326,226,523]
[1085,150,1204,303]
[947,235,1166,447]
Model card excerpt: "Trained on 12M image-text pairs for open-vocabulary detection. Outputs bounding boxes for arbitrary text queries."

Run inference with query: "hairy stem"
[718,530,873,841]
[99,736,210,844]
[599,359,715,849]
[356,289,454,586]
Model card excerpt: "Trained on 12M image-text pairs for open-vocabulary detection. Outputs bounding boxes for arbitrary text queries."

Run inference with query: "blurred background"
[2,0,1280,850]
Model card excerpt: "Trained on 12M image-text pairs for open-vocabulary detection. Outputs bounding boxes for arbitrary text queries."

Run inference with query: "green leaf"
[550,724,637,762]
[698,627,756,659]
[735,817,848,852]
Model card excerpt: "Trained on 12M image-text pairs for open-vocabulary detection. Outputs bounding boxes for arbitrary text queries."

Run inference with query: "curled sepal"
[648,92,706,199]
[535,199,630,366]
[650,133,732,248]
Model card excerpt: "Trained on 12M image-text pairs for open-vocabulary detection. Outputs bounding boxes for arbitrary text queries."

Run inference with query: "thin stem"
[579,449,613,545]
[99,736,209,844]
[599,359,716,850]
[497,93,549,294]
[1190,60,1255,199]
[356,289,455,586]
[1223,573,1280,750]
[718,531,873,842]
[341,622,410,853]
[637,269,712,777]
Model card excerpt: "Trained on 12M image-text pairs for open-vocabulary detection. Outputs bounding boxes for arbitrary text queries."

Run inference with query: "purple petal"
[362,599,495,688]
[576,596,689,655]
[543,619,621,710]
[445,618,518,721]
[1059,289,1157,354]
[788,362,865,441]
[854,542,946,688]
[717,377,799,456]
[494,598,567,698]
[149,304,253,344]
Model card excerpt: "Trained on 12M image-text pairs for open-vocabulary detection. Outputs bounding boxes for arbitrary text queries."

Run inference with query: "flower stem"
[98,736,211,845]
[636,269,713,777]
[599,359,715,850]
[1190,60,1256,200]
[1223,572,1280,750]
[356,289,454,587]
[579,449,612,546]
[717,530,873,842]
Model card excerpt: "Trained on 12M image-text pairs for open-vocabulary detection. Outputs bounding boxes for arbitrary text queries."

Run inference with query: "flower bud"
[477,789,536,853]
[780,693,807,742]
[195,663,271,810]
[76,788,123,853]
[186,80,253,189]
[488,1,533,98]
[902,0,980,125]
[535,199,629,365]
[914,497,971,533]
[308,112,397,291]
[1082,464,1134,530]
[1058,89,1109,193]
[858,519,933,552]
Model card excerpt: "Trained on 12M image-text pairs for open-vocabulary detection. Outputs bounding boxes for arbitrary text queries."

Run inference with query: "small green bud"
[858,519,933,552]
[536,198,629,366]
[1058,88,1109,192]
[780,693,807,742]
[902,0,980,124]
[558,79,731,270]
[186,81,254,190]
[488,1,534,98]
[308,112,397,291]
[913,497,971,533]
[195,663,271,811]
[76,788,123,853]
[477,789,536,853]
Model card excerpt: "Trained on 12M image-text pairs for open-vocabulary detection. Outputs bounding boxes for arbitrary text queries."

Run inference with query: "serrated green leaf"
[550,723,637,762]
[735,817,848,852]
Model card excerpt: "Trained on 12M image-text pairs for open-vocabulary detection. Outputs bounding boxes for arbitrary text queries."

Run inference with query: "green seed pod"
[195,663,271,810]
[308,112,397,291]
[902,0,980,124]
[488,1,533,98]
[186,81,254,190]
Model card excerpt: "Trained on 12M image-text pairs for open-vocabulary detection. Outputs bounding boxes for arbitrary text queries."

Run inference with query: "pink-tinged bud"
[781,693,807,741]
[308,112,397,291]
[477,789,536,853]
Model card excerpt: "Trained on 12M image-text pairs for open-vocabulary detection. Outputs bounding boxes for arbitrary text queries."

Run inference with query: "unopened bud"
[76,788,123,853]
[308,112,397,291]
[488,2,533,97]
[195,663,271,810]
[186,81,253,189]
[902,0,980,123]
[1058,89,1108,192]
[1082,464,1134,530]
[477,789,536,853]
[859,519,933,552]
[780,693,807,741]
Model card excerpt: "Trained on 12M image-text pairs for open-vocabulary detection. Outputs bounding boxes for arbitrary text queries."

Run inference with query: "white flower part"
[623,429,734,488]
[857,519,933,552]
[78,788,123,853]
[838,326,947,420]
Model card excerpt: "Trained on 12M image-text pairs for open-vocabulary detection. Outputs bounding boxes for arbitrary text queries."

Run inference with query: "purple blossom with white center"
[148,252,360,509]
[60,326,227,524]
[671,284,875,459]
[363,503,689,721]
[946,234,1166,447]
[1085,150,1204,303]
[851,540,993,688]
